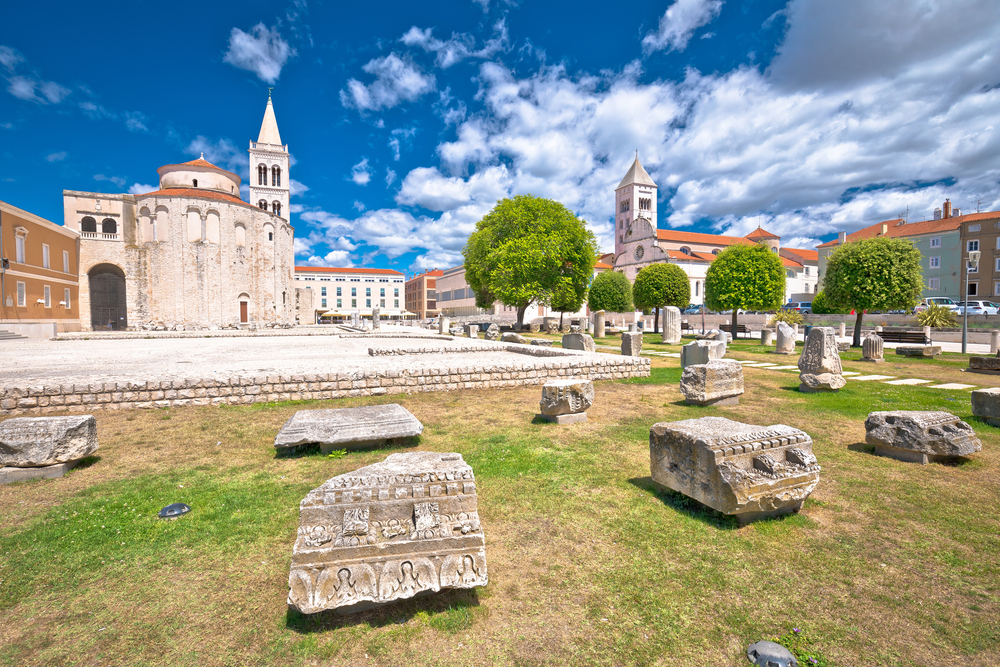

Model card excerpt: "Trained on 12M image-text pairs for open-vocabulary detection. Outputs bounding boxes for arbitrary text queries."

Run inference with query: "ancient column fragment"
[680,359,744,406]
[775,322,796,354]
[538,378,594,424]
[275,405,423,454]
[662,306,682,344]
[372,307,381,331]
[864,411,982,463]
[761,329,773,346]
[680,339,726,369]
[287,452,487,614]
[861,332,884,362]
[594,311,606,338]
[797,326,845,393]
[649,417,820,524]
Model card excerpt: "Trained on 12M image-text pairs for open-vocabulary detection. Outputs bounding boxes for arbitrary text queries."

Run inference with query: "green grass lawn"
[1,352,999,666]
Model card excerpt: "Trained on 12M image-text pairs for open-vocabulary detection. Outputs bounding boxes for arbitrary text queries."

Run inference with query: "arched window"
[695,281,700,296]
[258,164,266,185]
[679,246,692,256]
[711,248,721,255]
[272,166,281,187]
[268,232,274,241]
[102,218,117,234]
[787,269,795,278]
[234,224,246,248]
[81,217,97,233]
[192,179,198,188]
[258,200,267,210]
[272,201,281,217]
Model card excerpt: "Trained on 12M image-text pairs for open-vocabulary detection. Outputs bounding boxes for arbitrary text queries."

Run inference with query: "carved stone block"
[275,405,423,454]
[538,378,594,423]
[438,317,450,334]
[288,452,487,614]
[864,411,981,463]
[679,359,744,406]
[621,331,643,356]
[649,417,820,524]
[798,327,844,392]
[464,324,478,339]
[680,339,726,369]
[0,415,98,468]
[971,387,1000,426]
[529,323,541,333]
[968,356,1000,373]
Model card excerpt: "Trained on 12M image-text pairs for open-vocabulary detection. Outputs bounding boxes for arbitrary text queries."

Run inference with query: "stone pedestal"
[621,331,643,356]
[971,387,1000,425]
[594,310,606,338]
[680,359,744,406]
[861,332,884,362]
[865,411,981,463]
[649,417,820,524]
[287,452,487,614]
[839,323,846,337]
[275,405,424,454]
[662,306,682,344]
[798,327,845,393]
[0,459,81,485]
[438,317,450,335]
[895,345,941,358]
[775,323,796,354]
[992,330,1000,354]
[538,378,593,424]
[680,340,726,369]
[761,329,773,346]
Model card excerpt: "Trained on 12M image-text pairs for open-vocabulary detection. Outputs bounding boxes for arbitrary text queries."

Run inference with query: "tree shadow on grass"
[285,586,481,632]
[627,476,739,531]
[274,436,422,459]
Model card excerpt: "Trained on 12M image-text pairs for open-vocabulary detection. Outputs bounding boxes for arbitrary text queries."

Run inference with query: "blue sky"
[2,0,999,274]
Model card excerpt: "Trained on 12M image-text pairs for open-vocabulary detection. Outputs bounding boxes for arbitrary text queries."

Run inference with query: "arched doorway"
[238,292,250,324]
[89,264,127,330]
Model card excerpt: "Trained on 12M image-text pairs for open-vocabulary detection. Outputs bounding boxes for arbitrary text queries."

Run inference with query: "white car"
[955,301,1000,315]
[914,297,960,313]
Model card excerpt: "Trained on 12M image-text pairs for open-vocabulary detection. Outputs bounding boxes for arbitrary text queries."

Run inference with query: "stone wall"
[0,356,650,417]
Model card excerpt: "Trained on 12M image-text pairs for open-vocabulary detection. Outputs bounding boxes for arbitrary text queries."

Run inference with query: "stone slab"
[928,383,976,390]
[561,332,596,353]
[848,375,896,381]
[538,412,588,424]
[275,405,423,453]
[884,378,931,385]
[895,345,942,357]
[0,459,79,485]
[840,372,861,376]
[0,415,98,468]
[287,452,487,614]
[649,416,820,523]
[968,356,1000,372]
[769,365,800,370]
[865,410,981,461]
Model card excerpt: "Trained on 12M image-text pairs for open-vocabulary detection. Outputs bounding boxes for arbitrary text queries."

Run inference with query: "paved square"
[885,378,932,385]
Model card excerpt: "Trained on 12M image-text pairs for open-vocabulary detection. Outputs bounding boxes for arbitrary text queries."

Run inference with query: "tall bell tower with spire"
[249,90,290,221]
[614,153,658,258]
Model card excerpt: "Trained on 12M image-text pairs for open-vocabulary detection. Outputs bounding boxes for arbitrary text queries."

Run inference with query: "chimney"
[934,207,942,220]
[881,223,888,235]
[943,199,952,219]
[953,208,961,217]
[838,231,847,244]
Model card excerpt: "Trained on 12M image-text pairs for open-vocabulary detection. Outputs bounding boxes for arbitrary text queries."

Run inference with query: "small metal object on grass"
[158,503,191,519]
[747,640,798,666]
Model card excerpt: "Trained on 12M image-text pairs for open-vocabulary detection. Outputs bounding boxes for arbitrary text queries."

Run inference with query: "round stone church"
[62,96,295,330]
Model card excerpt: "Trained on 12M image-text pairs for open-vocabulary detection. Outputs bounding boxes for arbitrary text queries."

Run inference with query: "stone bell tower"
[248,91,290,221]
[614,154,658,257]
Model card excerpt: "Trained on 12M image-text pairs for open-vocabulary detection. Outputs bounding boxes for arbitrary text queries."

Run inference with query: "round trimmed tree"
[704,243,786,335]
[588,270,633,318]
[823,237,923,346]
[633,262,691,333]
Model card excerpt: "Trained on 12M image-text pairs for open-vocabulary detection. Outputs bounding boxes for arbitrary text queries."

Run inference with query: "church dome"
[156,154,242,198]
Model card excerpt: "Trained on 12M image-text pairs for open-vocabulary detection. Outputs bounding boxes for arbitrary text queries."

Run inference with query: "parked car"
[783,302,813,314]
[913,297,960,313]
[954,301,1000,315]
[682,304,705,314]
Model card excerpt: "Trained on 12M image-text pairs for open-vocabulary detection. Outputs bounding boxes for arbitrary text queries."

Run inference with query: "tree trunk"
[654,306,660,334]
[853,310,864,347]
[732,308,738,341]
[559,311,564,329]
[516,304,528,328]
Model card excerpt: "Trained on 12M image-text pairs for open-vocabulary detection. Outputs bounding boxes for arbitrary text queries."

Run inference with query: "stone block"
[562,332,596,352]
[865,411,981,463]
[680,359,744,406]
[799,373,847,393]
[274,405,423,454]
[968,356,1000,373]
[971,387,1000,425]
[775,322,796,354]
[798,327,844,392]
[464,324,478,339]
[538,378,593,417]
[621,331,643,356]
[649,416,820,524]
[761,329,773,346]
[680,339,726,369]
[484,323,500,341]
[501,332,528,344]
[530,339,553,347]
[895,345,942,357]
[661,306,682,344]
[287,452,487,614]
[529,323,541,333]
[543,318,559,334]
[0,415,98,468]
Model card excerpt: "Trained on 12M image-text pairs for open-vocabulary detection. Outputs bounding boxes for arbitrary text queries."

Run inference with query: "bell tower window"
[272,166,281,187]
[258,200,267,210]
[258,164,266,185]
[272,201,281,217]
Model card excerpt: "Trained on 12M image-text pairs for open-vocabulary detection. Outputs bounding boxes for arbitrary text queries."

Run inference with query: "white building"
[436,264,591,323]
[294,266,406,323]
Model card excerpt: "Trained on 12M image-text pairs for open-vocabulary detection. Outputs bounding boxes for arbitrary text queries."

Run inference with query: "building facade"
[62,96,295,330]
[436,265,589,322]
[957,209,1000,300]
[404,269,442,320]
[0,199,81,334]
[294,266,405,323]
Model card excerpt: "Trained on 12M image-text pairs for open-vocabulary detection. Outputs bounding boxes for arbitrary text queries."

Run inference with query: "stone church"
[63,94,295,330]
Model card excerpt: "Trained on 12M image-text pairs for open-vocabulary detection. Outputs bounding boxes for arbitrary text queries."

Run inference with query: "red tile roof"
[781,247,819,262]
[816,214,974,248]
[745,226,780,240]
[656,229,752,246]
[181,158,222,169]
[599,252,616,265]
[135,188,249,207]
[295,266,404,276]
[594,261,612,269]
[780,256,803,268]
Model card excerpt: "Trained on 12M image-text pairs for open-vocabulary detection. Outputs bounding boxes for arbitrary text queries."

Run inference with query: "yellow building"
[0,199,81,336]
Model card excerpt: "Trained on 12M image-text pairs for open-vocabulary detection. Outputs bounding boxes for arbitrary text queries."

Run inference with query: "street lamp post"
[962,250,981,354]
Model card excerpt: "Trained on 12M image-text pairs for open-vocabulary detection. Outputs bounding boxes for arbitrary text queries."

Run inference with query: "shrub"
[588,271,633,313]
[915,303,957,328]
[770,310,804,326]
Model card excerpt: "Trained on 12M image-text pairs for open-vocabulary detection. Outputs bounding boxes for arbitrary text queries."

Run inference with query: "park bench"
[719,324,750,339]
[876,330,930,345]
[681,322,693,332]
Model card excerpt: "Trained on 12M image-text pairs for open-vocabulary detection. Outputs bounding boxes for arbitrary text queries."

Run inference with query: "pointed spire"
[257,92,282,145]
[617,154,656,190]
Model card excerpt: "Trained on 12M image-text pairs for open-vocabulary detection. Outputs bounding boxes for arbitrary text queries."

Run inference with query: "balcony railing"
[81,231,120,241]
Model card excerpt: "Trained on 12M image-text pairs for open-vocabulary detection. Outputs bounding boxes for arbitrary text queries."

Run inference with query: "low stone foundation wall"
[0,356,650,417]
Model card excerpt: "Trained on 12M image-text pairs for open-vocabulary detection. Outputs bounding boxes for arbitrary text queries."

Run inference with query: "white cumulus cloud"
[128,183,158,194]
[223,23,295,84]
[400,20,508,69]
[642,0,723,54]
[350,158,373,185]
[340,53,435,111]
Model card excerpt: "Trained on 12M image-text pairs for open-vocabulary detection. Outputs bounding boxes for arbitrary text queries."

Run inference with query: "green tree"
[464,195,600,326]
[823,237,924,346]
[633,262,691,334]
[704,243,786,335]
[810,290,849,315]
[588,271,633,316]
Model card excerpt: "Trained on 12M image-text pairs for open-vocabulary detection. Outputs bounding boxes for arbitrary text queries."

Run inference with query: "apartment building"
[404,269,442,320]
[957,206,1000,299]
[0,199,81,335]
[294,266,406,323]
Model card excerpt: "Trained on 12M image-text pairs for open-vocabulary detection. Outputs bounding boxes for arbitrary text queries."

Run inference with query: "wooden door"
[240,302,248,323]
